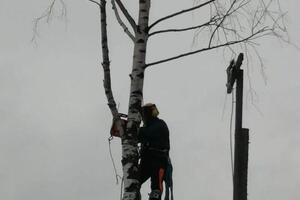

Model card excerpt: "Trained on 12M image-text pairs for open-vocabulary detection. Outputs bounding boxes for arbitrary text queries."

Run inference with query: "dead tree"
[35,0,289,200]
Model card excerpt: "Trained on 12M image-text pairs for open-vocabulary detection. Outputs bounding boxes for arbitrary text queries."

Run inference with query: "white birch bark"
[98,0,130,138]
[99,0,119,119]
[122,0,151,200]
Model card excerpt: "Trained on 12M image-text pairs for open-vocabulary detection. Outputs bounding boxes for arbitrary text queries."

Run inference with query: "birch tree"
[35,0,288,200]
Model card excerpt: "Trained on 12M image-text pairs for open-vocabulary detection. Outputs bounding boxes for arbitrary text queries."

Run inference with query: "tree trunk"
[99,0,118,119]
[122,0,151,200]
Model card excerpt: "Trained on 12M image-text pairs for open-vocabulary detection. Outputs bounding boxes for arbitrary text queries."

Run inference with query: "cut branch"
[114,0,137,32]
[111,0,135,41]
[149,0,215,30]
[146,28,271,68]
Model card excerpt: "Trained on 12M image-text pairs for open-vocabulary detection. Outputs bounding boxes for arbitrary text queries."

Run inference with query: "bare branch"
[98,0,119,118]
[32,0,67,43]
[114,0,137,32]
[208,0,238,47]
[149,0,215,30]
[149,23,211,37]
[111,0,135,41]
[146,28,271,68]
[149,20,216,37]
[87,0,101,6]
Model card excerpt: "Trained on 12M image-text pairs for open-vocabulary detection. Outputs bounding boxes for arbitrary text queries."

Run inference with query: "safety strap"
[164,158,174,200]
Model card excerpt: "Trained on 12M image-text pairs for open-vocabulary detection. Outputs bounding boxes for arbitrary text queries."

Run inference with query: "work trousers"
[139,152,168,199]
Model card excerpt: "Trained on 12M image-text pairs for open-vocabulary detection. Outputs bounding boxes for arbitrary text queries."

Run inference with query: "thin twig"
[208,0,238,47]
[149,0,215,30]
[146,28,270,68]
[87,0,101,6]
[149,21,213,37]
[32,0,66,43]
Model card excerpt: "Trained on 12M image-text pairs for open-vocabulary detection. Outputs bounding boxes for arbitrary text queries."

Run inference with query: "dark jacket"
[138,117,170,157]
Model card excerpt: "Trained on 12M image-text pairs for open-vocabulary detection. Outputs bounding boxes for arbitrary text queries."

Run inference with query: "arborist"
[138,103,173,200]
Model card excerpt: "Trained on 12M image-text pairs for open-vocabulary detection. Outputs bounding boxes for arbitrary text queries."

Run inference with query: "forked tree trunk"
[122,0,151,200]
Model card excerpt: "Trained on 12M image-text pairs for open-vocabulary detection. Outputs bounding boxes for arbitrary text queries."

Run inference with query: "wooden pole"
[235,69,243,132]
[226,53,249,200]
[233,68,249,200]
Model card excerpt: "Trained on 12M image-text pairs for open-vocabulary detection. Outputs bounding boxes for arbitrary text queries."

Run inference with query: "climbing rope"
[108,136,122,184]
[108,136,124,200]
[229,88,235,182]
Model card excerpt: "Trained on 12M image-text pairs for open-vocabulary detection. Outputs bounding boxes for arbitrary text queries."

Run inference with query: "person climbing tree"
[138,103,172,200]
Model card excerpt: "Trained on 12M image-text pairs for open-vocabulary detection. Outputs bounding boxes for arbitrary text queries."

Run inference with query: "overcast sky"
[0,0,300,200]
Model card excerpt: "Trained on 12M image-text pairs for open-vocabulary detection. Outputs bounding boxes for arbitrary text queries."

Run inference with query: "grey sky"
[0,0,300,200]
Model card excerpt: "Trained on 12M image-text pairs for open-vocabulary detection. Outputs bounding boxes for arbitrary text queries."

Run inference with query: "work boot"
[148,190,161,200]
